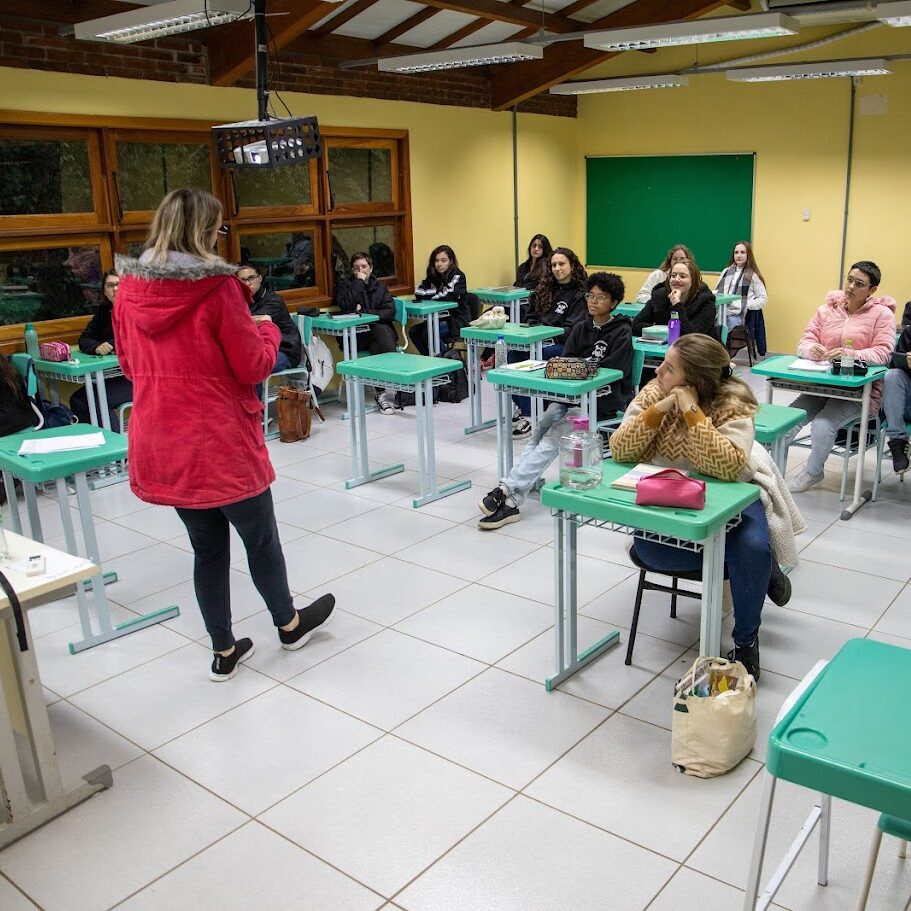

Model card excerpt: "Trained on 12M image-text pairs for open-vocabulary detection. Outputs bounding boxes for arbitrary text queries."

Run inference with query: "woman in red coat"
[115,188,334,681]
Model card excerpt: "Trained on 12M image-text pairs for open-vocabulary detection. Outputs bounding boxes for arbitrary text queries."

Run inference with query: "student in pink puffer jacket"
[786,260,896,492]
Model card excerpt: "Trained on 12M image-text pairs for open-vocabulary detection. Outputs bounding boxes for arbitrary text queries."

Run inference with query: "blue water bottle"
[667,310,681,345]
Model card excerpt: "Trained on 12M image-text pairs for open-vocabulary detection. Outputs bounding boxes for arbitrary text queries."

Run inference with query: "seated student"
[70,270,134,431]
[715,240,768,329]
[635,244,695,304]
[786,260,896,493]
[511,246,589,437]
[236,263,302,374]
[0,353,41,438]
[514,234,553,291]
[884,320,911,474]
[632,259,717,339]
[334,250,397,415]
[609,334,798,681]
[409,245,470,356]
[478,272,633,530]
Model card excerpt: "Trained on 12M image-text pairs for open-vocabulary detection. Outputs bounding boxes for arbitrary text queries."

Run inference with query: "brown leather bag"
[277,386,312,442]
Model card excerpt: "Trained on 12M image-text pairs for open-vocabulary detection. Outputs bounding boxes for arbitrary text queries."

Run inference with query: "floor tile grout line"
[0,870,47,911]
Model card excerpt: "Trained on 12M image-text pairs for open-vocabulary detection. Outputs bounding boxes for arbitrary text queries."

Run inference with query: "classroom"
[0,1,910,909]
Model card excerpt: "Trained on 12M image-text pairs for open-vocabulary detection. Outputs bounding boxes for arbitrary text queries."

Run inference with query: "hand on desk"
[95,342,114,356]
[824,347,844,361]
[807,344,826,360]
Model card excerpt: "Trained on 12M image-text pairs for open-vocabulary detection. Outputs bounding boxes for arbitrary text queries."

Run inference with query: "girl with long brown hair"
[715,240,768,329]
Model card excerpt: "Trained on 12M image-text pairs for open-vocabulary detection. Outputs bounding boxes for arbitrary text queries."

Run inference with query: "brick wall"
[0,16,575,117]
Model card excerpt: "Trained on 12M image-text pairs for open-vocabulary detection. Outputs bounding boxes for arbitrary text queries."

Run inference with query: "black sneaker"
[209,638,255,682]
[729,638,761,682]
[889,439,910,475]
[767,563,792,606]
[479,486,506,516]
[478,502,520,530]
[279,593,336,651]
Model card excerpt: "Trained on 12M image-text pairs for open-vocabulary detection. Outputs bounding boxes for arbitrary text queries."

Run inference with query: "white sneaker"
[375,392,395,415]
[788,469,824,493]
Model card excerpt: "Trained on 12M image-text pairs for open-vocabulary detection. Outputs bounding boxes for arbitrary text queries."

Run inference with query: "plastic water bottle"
[494,334,507,368]
[841,338,855,375]
[24,323,39,360]
[559,416,603,490]
[667,310,681,345]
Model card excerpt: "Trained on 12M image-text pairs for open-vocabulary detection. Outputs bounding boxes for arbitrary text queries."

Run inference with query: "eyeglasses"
[584,292,610,303]
[845,274,869,289]
[217,225,229,236]
[103,283,119,291]
[237,274,259,284]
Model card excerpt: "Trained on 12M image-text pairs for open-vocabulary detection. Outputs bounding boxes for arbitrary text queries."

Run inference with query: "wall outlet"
[802,208,811,222]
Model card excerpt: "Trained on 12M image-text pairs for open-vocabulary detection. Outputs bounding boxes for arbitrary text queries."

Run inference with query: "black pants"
[175,488,295,651]
[409,320,453,356]
[336,322,397,357]
[70,376,134,431]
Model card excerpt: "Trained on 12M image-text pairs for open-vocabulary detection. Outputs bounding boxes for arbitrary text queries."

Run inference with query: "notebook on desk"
[482,286,519,293]
[789,358,831,373]
[610,463,685,490]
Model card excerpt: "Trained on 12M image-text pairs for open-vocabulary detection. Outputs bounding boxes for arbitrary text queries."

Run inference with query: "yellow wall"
[0,66,580,290]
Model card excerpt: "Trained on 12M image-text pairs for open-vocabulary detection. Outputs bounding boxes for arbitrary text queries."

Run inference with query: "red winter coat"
[114,254,280,509]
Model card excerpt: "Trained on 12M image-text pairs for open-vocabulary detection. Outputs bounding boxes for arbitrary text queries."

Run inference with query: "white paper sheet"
[18,432,105,456]
[789,358,831,373]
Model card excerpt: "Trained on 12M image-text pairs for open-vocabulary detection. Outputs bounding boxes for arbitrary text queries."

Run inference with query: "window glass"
[234,162,312,209]
[238,230,316,292]
[116,142,211,212]
[0,246,101,325]
[332,225,396,278]
[0,138,93,216]
[328,147,392,206]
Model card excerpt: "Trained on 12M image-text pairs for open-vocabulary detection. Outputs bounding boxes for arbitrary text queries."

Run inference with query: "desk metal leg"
[530,341,543,429]
[23,482,42,541]
[429,314,441,357]
[464,341,495,435]
[699,526,726,657]
[546,510,620,691]
[93,370,111,431]
[841,383,873,521]
[413,379,470,508]
[495,386,512,480]
[2,471,21,534]
[509,299,520,324]
[82,374,100,427]
[339,327,377,422]
[581,390,596,426]
[344,378,403,491]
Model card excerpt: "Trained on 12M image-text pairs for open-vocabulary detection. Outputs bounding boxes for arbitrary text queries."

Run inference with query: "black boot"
[730,638,761,682]
[767,563,792,606]
[889,439,910,475]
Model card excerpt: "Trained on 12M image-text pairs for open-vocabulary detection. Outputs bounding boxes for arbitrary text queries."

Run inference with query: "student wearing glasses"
[786,261,896,493]
[235,263,302,376]
[70,270,134,431]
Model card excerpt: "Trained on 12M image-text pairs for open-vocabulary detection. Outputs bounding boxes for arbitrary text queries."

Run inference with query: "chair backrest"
[10,353,37,397]
[301,315,313,347]
[630,345,645,393]
[393,297,409,351]
[466,292,481,321]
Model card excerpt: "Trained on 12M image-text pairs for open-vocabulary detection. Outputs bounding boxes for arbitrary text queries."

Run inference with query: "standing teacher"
[115,188,334,681]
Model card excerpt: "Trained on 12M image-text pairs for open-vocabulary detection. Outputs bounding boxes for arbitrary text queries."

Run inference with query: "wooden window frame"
[224,158,320,220]
[325,137,400,216]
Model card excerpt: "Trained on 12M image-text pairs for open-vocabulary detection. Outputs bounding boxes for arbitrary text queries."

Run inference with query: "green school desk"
[615,302,645,319]
[743,638,911,910]
[633,336,669,370]
[541,460,759,691]
[394,298,452,357]
[32,350,122,432]
[0,425,179,653]
[336,353,471,508]
[470,287,530,324]
[486,366,622,480]
[458,323,564,435]
[715,292,740,328]
[754,403,807,474]
[752,355,887,520]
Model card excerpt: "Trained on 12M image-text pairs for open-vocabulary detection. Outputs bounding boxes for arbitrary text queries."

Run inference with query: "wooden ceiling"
[12,0,754,110]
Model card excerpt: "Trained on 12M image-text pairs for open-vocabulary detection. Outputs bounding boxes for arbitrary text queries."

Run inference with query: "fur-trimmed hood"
[116,253,249,338]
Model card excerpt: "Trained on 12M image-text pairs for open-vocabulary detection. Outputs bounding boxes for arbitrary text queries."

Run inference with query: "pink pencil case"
[39,342,71,362]
[635,468,706,510]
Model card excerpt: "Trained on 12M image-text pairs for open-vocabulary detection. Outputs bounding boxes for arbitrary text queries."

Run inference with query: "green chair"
[857,813,910,910]
[596,345,645,444]
[394,297,411,353]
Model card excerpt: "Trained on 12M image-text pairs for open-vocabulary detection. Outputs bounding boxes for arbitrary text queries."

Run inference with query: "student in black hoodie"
[334,250,397,414]
[511,246,588,436]
[70,271,135,431]
[478,272,633,530]
[236,263,303,372]
[514,234,553,291]
[883,320,911,474]
[409,245,470,356]
[631,258,717,339]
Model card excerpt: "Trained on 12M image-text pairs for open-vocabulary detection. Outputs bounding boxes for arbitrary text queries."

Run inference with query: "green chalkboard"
[586,154,754,273]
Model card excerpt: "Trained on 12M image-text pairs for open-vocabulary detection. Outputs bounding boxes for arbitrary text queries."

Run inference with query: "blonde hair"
[671,333,757,416]
[144,188,223,264]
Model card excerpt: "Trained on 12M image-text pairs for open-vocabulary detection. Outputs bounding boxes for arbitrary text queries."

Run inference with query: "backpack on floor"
[436,348,468,403]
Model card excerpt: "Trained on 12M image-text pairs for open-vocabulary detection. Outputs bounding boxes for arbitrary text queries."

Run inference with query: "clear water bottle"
[841,338,855,375]
[559,416,603,490]
[24,322,39,360]
[667,310,681,345]
[494,334,507,368]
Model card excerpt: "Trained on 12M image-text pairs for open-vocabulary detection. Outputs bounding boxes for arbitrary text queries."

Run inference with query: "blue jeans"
[501,403,570,504]
[883,368,911,440]
[631,498,770,647]
[509,342,564,416]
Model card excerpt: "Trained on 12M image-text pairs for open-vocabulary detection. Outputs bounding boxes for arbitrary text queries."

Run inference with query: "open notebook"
[611,463,687,491]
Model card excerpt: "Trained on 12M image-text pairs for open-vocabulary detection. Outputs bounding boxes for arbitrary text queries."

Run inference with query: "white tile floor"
[3,365,911,910]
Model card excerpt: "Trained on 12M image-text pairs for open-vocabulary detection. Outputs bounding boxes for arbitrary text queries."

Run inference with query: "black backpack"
[436,348,468,403]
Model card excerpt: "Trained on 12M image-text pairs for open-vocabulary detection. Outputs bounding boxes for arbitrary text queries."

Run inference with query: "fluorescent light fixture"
[550,75,688,94]
[877,1,911,26]
[73,0,251,44]
[377,42,543,74]
[583,12,798,52]
[726,58,891,82]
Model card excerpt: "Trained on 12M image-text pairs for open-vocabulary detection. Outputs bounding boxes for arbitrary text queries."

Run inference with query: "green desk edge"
[486,366,622,396]
[615,302,644,318]
[469,287,530,302]
[768,638,911,819]
[541,459,760,541]
[310,313,378,330]
[33,350,120,377]
[459,323,564,343]
[0,424,128,483]
[337,351,462,383]
[753,355,888,388]
[714,293,739,307]
[754,403,807,443]
[632,338,669,358]
[397,299,451,315]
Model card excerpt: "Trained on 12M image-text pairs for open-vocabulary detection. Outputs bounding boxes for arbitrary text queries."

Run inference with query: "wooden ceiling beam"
[312,0,380,38]
[374,8,439,48]
[490,0,736,109]
[429,0,533,51]
[417,0,580,34]
[283,31,419,62]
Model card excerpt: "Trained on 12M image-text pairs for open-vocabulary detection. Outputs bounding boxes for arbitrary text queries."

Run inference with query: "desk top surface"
[309,313,378,330]
[486,365,622,395]
[395,298,452,315]
[633,337,670,357]
[752,355,888,387]
[714,293,739,306]
[33,350,120,376]
[769,638,911,817]
[615,302,645,317]
[541,459,760,541]
[753,402,808,439]
[470,287,530,301]
[337,351,461,382]
[0,425,128,482]
[460,323,564,343]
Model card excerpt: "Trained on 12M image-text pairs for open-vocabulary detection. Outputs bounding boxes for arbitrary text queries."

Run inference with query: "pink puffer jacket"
[797,291,897,410]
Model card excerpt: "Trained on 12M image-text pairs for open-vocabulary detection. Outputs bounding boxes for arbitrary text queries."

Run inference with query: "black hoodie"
[562,313,634,418]
[632,283,717,339]
[250,286,302,367]
[79,301,115,354]
[528,283,587,333]
[891,324,911,377]
[334,274,395,325]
